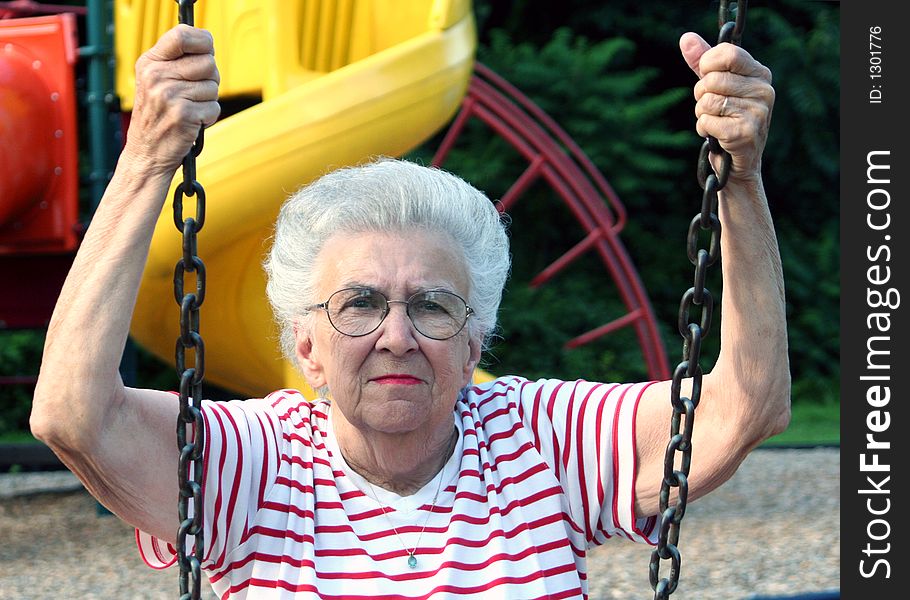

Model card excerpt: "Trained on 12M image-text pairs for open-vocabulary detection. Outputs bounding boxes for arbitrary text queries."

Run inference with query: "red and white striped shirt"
[137,376,658,598]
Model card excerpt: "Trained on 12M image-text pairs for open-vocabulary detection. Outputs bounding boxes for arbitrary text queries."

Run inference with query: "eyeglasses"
[308,287,474,340]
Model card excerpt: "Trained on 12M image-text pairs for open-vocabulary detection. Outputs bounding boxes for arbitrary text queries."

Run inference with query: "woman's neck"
[331,408,458,496]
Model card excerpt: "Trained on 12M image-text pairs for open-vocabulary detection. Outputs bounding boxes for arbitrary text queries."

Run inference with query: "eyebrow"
[337,280,374,291]
[334,282,458,296]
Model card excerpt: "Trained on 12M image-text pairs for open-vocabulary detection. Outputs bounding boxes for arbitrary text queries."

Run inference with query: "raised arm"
[632,33,791,516]
[30,25,220,540]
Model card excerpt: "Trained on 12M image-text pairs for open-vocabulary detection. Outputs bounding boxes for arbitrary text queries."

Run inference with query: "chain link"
[174,1,206,599]
[648,2,748,598]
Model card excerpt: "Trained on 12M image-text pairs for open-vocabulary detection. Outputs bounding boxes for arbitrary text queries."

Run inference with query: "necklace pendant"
[407,553,418,569]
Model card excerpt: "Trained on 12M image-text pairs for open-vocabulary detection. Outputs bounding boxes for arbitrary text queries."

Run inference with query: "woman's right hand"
[123,24,221,177]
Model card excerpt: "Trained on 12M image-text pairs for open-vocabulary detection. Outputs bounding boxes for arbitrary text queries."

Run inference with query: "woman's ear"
[294,323,327,389]
[461,335,482,387]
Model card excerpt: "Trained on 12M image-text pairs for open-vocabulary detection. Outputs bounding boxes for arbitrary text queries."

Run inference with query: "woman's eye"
[336,290,383,311]
[415,300,445,313]
[347,296,379,310]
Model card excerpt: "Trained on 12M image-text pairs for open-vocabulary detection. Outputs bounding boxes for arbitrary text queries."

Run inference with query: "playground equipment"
[0,12,80,331]
[0,12,79,256]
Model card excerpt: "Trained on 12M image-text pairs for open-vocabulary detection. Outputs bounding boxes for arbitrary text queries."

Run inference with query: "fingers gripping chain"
[648,2,748,599]
[173,2,207,599]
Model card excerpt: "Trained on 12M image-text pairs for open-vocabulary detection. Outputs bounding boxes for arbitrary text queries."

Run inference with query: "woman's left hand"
[680,32,775,183]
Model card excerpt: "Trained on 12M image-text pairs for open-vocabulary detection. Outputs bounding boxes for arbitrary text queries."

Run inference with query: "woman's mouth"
[370,374,423,385]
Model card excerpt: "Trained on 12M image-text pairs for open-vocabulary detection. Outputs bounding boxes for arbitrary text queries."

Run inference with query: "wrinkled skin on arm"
[30,25,221,541]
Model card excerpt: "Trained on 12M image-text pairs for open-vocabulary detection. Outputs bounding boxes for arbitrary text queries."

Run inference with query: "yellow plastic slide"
[116,0,482,398]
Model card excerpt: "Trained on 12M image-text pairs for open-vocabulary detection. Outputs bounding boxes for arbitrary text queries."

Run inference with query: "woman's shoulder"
[204,390,329,429]
[459,375,554,412]
[461,376,628,414]
[463,375,582,399]
[462,375,528,398]
[261,390,331,427]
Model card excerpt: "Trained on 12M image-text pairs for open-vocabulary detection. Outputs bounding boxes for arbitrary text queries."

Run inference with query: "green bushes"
[0,331,44,436]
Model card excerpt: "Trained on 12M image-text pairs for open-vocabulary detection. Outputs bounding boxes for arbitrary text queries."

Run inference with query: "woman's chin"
[361,400,425,435]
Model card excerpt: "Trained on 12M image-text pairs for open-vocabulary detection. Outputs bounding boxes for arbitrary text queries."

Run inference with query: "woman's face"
[295,229,481,437]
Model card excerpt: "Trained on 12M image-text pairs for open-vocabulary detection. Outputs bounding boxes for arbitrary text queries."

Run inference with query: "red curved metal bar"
[432,62,670,381]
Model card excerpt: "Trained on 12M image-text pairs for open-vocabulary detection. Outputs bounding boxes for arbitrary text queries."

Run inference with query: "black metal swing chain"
[174,1,207,599]
[648,2,747,599]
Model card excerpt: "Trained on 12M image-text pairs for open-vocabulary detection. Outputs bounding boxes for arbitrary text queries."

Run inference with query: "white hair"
[263,157,511,367]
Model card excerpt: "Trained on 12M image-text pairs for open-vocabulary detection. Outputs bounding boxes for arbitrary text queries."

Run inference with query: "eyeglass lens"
[325,288,469,339]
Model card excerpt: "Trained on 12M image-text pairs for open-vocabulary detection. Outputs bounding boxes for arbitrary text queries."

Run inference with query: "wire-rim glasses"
[308,287,474,340]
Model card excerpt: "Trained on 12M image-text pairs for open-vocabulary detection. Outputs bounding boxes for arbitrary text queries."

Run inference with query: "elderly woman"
[31,25,789,599]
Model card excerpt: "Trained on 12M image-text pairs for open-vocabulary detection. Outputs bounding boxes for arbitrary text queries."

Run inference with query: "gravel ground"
[0,448,839,599]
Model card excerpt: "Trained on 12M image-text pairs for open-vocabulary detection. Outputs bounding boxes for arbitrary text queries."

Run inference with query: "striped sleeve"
[515,378,659,547]
[136,396,282,570]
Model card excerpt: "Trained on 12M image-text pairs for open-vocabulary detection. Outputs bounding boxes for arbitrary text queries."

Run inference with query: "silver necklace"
[364,468,445,569]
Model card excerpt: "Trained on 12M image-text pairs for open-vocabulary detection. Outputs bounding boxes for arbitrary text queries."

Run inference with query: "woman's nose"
[375,302,419,354]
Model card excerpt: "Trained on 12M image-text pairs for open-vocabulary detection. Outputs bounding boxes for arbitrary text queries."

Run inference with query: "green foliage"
[778,219,839,399]
[748,2,840,229]
[480,28,691,200]
[0,330,45,436]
